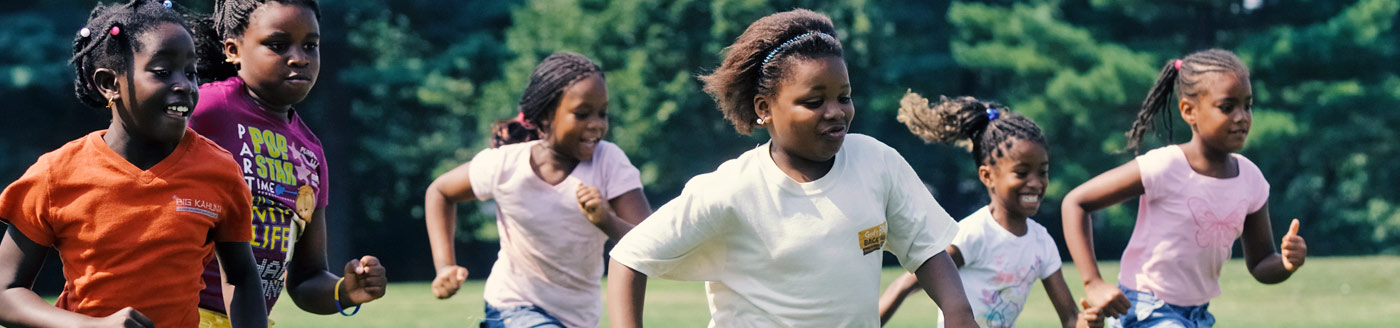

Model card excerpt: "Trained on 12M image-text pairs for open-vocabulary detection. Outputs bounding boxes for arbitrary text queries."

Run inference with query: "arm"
[1061,160,1142,318]
[215,241,269,327]
[878,245,962,325]
[607,258,647,328]
[0,226,154,328]
[912,251,975,328]
[1240,205,1306,284]
[578,187,651,241]
[1041,269,1081,328]
[286,208,388,314]
[424,162,476,299]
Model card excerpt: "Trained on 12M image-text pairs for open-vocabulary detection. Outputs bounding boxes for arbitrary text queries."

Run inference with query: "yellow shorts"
[198,308,274,328]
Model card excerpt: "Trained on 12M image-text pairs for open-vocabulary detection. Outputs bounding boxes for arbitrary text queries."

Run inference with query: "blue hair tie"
[762,32,833,67]
[163,0,172,8]
[986,107,1000,121]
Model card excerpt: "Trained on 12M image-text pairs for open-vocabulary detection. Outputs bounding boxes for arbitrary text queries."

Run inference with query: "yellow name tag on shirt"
[859,222,888,255]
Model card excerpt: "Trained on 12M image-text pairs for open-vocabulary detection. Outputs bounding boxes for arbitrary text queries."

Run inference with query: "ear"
[1178,96,1196,127]
[977,163,995,190]
[93,67,121,104]
[753,94,772,125]
[222,38,241,65]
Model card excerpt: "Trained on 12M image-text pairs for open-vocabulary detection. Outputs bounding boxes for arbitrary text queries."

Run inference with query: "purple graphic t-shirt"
[189,76,330,313]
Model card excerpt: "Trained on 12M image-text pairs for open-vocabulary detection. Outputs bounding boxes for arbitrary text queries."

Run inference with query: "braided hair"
[698,9,843,135]
[494,51,604,147]
[71,0,190,108]
[1125,48,1249,153]
[898,91,1046,167]
[188,0,321,82]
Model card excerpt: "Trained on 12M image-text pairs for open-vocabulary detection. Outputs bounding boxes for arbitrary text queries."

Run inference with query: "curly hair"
[898,91,1046,167]
[71,0,191,109]
[1126,48,1249,153]
[698,9,843,135]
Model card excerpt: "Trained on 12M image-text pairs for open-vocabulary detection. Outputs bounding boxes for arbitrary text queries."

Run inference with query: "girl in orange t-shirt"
[0,1,265,327]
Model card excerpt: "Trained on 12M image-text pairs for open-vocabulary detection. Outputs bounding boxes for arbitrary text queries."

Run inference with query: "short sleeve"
[948,219,981,267]
[315,148,331,208]
[881,148,959,273]
[1240,156,1271,214]
[0,159,57,246]
[600,143,643,200]
[1136,147,1173,199]
[609,174,731,281]
[467,147,505,201]
[1035,224,1063,279]
[214,176,254,242]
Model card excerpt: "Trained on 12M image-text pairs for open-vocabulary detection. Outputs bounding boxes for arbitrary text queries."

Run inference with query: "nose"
[288,49,310,68]
[823,101,849,121]
[171,74,194,95]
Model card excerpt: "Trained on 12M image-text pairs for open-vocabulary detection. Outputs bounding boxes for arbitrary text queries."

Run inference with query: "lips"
[165,104,191,117]
[820,125,847,139]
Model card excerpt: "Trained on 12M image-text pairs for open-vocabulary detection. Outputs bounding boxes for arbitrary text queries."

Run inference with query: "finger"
[455,267,469,280]
[128,308,155,327]
[1288,218,1300,236]
[1080,298,1091,310]
[344,258,362,277]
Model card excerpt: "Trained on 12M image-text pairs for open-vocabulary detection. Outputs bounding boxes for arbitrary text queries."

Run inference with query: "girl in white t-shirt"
[606,9,976,328]
[422,52,653,328]
[878,93,1100,328]
[1062,49,1307,328]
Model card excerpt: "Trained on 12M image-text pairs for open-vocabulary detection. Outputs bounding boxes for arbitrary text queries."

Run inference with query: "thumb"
[455,266,468,281]
[1080,298,1091,310]
[1287,218,1300,237]
[344,258,361,277]
[358,255,379,274]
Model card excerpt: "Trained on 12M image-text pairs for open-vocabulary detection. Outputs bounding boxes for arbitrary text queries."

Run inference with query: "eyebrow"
[803,84,852,92]
[264,31,320,39]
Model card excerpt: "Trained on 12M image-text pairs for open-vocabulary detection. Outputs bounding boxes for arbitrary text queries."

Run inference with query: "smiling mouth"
[166,105,191,117]
[1019,194,1040,204]
[821,125,847,138]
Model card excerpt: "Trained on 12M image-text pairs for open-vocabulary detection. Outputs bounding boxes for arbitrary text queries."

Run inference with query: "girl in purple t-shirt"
[1062,49,1308,328]
[423,52,652,328]
[187,0,386,324]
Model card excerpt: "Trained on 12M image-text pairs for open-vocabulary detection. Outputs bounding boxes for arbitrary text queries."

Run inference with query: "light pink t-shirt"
[1118,145,1269,306]
[467,140,642,328]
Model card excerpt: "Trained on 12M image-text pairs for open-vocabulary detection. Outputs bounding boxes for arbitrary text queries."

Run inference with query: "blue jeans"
[480,303,565,328]
[1108,286,1215,328]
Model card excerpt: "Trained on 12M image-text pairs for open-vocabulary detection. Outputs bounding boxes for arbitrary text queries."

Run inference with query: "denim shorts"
[1107,286,1215,328]
[480,302,565,328]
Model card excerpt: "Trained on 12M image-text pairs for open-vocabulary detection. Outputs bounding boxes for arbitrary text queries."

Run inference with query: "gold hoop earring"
[107,98,115,109]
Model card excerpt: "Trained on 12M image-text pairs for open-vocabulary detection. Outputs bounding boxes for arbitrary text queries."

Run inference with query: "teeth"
[1020,195,1039,203]
[167,105,189,113]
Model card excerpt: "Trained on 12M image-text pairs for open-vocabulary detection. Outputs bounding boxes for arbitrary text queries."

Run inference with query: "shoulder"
[39,133,98,168]
[596,140,635,163]
[1026,218,1054,243]
[1233,153,1266,181]
[195,79,243,108]
[187,131,242,175]
[843,133,897,157]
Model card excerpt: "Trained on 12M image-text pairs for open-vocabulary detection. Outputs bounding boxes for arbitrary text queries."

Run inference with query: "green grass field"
[253,256,1400,327]
[40,256,1395,326]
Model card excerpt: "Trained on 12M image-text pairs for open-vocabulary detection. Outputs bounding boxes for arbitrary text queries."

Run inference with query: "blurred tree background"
[2,0,1397,286]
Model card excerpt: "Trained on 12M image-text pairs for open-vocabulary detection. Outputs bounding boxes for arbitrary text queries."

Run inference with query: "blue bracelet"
[334,277,361,316]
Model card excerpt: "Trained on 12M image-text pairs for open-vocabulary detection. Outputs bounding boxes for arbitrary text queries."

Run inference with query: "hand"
[86,307,154,328]
[1281,219,1307,272]
[1076,299,1105,328]
[431,265,470,299]
[342,255,388,305]
[1084,279,1129,319]
[576,183,610,225]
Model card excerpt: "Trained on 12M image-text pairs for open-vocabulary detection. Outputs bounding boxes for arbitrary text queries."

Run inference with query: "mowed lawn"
[39,256,1391,327]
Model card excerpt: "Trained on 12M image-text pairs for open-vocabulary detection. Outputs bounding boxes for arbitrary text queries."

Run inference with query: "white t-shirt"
[937,206,1061,328]
[468,140,642,328]
[610,134,959,327]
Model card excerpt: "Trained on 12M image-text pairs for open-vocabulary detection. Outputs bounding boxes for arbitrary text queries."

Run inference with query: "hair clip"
[1174,59,1183,71]
[163,0,172,9]
[79,27,91,38]
[986,107,1000,121]
[109,25,121,36]
[762,32,833,67]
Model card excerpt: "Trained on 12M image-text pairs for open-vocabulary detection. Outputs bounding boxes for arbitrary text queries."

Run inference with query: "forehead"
[778,56,849,91]
[246,2,320,35]
[995,137,1049,165]
[1194,71,1252,99]
[560,74,607,104]
[134,22,195,59]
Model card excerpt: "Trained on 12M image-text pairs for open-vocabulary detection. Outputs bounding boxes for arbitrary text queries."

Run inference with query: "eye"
[151,68,171,77]
[838,95,852,104]
[265,42,287,52]
[801,99,823,109]
[304,42,318,51]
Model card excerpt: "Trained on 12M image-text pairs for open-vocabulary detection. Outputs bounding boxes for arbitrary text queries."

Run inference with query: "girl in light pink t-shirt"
[423,52,651,328]
[1062,49,1308,328]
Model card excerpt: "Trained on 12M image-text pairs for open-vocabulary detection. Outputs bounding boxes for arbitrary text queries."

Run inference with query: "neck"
[104,122,179,171]
[245,87,294,123]
[1181,139,1236,178]
[986,201,1029,237]
[530,140,579,184]
[768,144,834,183]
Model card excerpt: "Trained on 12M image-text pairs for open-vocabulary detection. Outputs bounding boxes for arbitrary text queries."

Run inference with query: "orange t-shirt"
[0,129,252,327]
